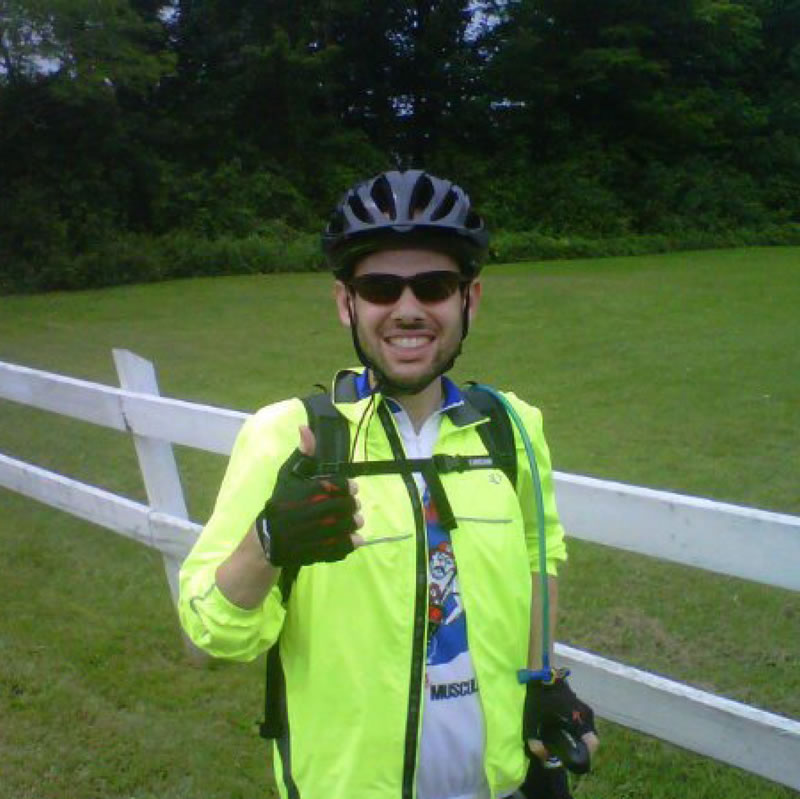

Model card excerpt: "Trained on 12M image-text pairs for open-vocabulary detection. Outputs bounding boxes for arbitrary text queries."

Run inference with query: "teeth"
[389,337,429,349]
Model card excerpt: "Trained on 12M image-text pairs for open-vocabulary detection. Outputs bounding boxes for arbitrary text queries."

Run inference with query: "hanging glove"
[255,439,358,569]
[518,755,573,799]
[523,669,597,775]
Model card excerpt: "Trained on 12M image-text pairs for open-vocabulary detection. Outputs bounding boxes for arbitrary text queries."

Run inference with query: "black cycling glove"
[255,449,357,569]
[523,669,596,774]
[519,755,573,799]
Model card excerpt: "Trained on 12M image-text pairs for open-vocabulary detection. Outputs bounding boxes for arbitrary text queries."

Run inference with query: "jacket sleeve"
[505,392,568,575]
[178,398,305,660]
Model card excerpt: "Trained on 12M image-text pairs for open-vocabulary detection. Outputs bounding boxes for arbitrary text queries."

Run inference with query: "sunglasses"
[347,271,470,305]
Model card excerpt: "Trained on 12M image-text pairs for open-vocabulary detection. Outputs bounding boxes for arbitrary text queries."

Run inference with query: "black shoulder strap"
[463,385,518,489]
[273,391,350,606]
[261,390,350,741]
[302,391,351,474]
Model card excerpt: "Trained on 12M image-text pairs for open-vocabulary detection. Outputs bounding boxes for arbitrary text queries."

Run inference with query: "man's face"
[335,249,482,394]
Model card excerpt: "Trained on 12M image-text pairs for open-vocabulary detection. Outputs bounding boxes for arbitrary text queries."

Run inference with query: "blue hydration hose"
[473,384,554,683]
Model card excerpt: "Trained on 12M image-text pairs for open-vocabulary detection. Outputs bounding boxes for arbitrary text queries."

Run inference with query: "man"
[179,169,598,799]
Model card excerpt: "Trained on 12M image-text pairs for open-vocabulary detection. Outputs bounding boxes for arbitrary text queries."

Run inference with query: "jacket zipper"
[376,402,428,799]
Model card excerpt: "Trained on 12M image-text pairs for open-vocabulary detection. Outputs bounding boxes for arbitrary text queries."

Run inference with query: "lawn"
[1,246,798,798]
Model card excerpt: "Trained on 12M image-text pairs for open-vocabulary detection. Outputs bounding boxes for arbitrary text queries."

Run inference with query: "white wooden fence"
[1,352,799,791]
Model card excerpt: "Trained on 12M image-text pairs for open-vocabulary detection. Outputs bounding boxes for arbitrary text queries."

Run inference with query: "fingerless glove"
[519,755,573,799]
[255,449,357,569]
[523,669,596,774]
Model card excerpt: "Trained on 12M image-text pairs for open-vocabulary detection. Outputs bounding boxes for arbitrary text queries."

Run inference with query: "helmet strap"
[345,298,378,375]
[462,287,472,338]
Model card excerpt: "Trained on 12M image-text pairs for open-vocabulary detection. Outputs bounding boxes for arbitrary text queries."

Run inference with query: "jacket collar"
[330,368,486,429]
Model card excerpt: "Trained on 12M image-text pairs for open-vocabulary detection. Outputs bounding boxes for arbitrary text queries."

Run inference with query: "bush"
[156,227,320,278]
[633,158,785,233]
[480,150,635,237]
[3,222,799,295]
[156,161,318,237]
[490,224,800,264]
[0,225,323,294]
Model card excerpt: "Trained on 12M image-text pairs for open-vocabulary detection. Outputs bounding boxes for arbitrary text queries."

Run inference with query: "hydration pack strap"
[317,453,498,477]
[313,453,506,532]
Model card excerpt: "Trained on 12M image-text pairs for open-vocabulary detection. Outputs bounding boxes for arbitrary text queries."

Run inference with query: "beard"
[374,351,460,396]
[353,325,463,397]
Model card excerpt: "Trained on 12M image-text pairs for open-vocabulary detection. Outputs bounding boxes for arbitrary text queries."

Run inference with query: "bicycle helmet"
[322,169,489,278]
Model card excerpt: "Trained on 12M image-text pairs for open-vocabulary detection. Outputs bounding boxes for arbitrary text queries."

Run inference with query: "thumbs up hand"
[255,426,364,569]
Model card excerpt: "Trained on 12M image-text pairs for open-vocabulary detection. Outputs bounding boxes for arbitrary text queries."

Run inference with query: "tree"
[0,0,176,286]
[1,0,174,95]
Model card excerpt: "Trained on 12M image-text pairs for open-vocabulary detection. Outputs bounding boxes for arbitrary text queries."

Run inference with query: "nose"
[390,284,425,320]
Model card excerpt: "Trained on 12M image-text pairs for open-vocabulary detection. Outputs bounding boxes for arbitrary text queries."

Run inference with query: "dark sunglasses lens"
[349,272,464,304]
[351,275,405,304]
[411,272,462,302]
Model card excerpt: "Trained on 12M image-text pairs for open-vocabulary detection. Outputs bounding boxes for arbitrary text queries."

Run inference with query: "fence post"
[112,348,208,665]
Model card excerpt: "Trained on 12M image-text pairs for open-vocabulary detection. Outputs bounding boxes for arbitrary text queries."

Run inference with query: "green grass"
[1,247,798,798]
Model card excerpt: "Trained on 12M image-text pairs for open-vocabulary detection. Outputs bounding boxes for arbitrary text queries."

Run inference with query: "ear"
[466,278,482,323]
[334,281,353,327]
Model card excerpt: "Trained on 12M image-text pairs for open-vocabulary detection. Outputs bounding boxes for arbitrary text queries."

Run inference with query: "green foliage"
[157,161,319,237]
[634,157,782,232]
[1,0,175,96]
[152,226,321,279]
[490,223,800,263]
[1,0,799,292]
[0,227,322,294]
[481,147,636,236]
[5,220,799,294]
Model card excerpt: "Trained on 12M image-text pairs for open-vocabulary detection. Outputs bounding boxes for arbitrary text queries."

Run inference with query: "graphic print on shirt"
[426,493,469,668]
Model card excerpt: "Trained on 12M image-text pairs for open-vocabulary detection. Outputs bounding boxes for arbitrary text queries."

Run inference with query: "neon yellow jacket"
[179,370,567,799]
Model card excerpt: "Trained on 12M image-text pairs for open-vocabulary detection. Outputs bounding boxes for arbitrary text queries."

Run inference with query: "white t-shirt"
[391,403,490,799]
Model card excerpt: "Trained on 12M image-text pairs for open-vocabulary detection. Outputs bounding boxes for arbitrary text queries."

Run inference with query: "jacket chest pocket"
[448,469,522,527]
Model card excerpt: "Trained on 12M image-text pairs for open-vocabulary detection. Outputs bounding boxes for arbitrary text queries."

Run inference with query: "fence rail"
[1,353,799,790]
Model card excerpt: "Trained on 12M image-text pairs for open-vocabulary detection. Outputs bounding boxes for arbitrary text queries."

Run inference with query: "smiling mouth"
[386,335,433,349]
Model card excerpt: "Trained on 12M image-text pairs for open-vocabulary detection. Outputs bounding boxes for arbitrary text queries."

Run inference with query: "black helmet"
[322,169,489,278]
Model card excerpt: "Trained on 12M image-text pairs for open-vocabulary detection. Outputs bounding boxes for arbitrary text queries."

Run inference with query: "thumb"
[527,739,548,762]
[583,731,600,756]
[298,424,316,457]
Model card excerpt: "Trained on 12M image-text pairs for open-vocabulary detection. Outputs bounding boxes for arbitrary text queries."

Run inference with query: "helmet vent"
[371,174,397,220]
[409,175,435,218]
[348,194,371,224]
[431,188,457,222]
[465,209,481,230]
